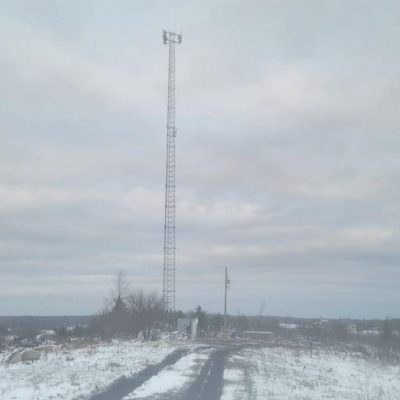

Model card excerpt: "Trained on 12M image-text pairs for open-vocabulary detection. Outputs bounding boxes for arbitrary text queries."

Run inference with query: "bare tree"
[111,271,130,312]
[127,290,164,339]
[89,272,131,339]
[89,274,165,340]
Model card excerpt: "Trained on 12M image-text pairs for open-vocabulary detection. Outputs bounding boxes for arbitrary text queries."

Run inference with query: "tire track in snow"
[88,348,188,400]
[180,343,263,400]
[179,348,228,400]
[122,348,213,399]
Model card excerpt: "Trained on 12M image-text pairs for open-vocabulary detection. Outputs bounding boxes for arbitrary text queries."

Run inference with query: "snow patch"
[123,349,211,399]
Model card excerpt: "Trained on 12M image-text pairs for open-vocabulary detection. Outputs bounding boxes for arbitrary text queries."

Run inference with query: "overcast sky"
[0,0,399,318]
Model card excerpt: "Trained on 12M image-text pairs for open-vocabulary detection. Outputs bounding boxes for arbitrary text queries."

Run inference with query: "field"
[222,346,400,399]
[1,339,400,400]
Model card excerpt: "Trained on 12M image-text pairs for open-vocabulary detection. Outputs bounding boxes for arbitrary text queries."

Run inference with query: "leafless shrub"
[89,273,165,339]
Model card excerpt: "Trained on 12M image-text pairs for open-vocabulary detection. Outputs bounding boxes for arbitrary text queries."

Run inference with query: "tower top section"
[163,30,182,45]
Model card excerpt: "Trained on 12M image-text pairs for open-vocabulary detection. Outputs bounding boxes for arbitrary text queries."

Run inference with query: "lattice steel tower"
[162,30,181,313]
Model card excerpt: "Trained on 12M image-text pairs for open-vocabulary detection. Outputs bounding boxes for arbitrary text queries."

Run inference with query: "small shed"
[177,318,198,339]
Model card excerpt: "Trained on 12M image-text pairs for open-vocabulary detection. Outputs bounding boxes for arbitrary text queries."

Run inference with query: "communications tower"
[162,30,182,313]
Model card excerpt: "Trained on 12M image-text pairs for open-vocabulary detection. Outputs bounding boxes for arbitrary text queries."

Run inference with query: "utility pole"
[224,266,230,335]
[162,30,182,317]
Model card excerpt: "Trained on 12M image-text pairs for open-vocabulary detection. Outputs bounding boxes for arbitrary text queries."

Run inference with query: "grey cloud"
[0,1,399,317]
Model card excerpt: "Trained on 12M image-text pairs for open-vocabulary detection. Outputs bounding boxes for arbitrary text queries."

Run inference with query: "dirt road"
[88,343,246,400]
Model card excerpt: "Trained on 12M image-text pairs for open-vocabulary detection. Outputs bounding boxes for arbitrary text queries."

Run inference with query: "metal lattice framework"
[162,30,182,313]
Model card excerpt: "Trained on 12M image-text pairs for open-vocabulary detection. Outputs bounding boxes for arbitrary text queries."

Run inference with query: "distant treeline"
[0,316,89,333]
[1,273,400,356]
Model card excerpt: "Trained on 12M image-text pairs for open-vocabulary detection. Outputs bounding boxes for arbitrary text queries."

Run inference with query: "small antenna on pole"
[224,266,230,336]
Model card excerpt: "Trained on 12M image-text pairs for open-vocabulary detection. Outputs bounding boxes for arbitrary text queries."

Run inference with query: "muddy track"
[178,348,229,400]
[180,344,263,400]
[88,348,188,400]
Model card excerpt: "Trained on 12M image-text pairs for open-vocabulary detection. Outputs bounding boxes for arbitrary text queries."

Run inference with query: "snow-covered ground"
[222,346,400,400]
[2,341,400,400]
[0,340,179,400]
